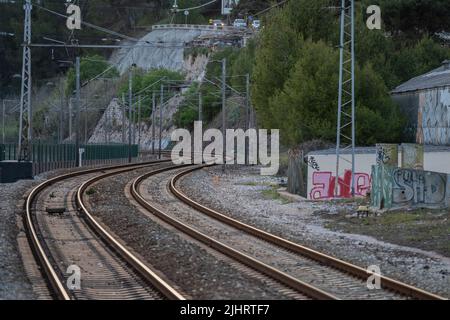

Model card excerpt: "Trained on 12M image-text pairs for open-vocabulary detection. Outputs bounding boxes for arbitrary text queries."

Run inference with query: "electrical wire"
[173,0,218,13]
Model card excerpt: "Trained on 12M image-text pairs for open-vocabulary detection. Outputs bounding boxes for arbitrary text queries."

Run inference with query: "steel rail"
[170,165,447,301]
[24,159,172,300]
[76,162,185,300]
[131,165,339,300]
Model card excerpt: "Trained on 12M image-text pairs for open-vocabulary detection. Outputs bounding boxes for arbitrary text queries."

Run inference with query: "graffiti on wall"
[376,144,398,166]
[372,166,450,209]
[310,170,371,200]
[307,156,320,171]
[420,89,450,146]
[393,169,447,206]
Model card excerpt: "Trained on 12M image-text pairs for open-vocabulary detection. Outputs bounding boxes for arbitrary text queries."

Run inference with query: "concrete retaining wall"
[306,146,450,200]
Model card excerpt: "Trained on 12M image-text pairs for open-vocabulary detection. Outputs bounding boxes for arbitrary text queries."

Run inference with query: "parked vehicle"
[252,20,261,29]
[212,19,225,29]
[233,19,247,28]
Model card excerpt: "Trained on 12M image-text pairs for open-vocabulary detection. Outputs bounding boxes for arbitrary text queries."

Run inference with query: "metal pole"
[350,0,356,196]
[335,0,345,198]
[138,95,142,146]
[59,77,64,143]
[334,0,356,198]
[152,92,156,155]
[122,92,126,143]
[245,73,250,165]
[128,67,133,163]
[75,56,81,167]
[133,94,136,144]
[2,100,5,145]
[69,98,72,142]
[222,58,227,172]
[104,79,108,144]
[198,90,202,122]
[18,0,32,162]
[84,101,88,144]
[159,84,163,159]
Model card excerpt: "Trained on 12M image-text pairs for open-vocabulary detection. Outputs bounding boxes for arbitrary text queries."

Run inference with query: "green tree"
[251,0,337,127]
[267,40,339,146]
[265,40,405,147]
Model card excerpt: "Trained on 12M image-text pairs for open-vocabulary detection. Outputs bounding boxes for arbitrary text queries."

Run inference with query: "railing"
[1,143,139,175]
[152,24,239,32]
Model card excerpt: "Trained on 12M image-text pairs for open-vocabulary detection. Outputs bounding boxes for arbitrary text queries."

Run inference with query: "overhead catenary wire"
[32,2,145,44]
[172,0,218,13]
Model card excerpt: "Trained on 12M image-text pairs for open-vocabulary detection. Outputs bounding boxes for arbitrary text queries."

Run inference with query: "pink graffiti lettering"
[310,170,371,200]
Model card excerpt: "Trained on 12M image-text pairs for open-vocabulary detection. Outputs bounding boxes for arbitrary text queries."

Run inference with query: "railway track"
[24,160,185,300]
[131,164,446,300]
[23,157,447,300]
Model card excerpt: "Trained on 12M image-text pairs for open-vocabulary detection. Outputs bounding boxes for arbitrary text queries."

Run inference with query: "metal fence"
[1,143,139,175]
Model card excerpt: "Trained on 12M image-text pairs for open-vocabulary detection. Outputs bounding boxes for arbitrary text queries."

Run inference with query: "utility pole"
[159,84,163,159]
[138,95,142,146]
[75,56,81,167]
[84,103,88,144]
[84,89,88,144]
[198,90,202,122]
[152,92,156,155]
[245,73,250,165]
[75,57,81,168]
[335,0,356,197]
[128,67,133,163]
[104,79,109,144]
[2,100,5,145]
[69,98,73,141]
[59,77,64,143]
[18,0,32,162]
[122,92,126,143]
[133,94,137,144]
[221,58,227,172]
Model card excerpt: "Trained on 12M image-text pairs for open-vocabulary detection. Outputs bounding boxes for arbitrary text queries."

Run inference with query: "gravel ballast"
[0,179,39,299]
[0,162,155,300]
[87,166,298,300]
[179,165,450,298]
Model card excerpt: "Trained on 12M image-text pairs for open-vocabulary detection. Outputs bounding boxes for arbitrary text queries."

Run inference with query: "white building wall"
[307,150,450,200]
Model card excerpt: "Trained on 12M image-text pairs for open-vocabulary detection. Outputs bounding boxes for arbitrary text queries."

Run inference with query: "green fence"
[1,143,139,174]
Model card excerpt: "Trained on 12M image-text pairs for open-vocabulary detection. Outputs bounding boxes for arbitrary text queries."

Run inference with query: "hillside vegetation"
[240,0,450,147]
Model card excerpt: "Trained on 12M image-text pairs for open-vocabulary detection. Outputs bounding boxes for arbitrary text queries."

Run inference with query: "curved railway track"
[23,157,447,300]
[24,160,185,300]
[131,164,446,301]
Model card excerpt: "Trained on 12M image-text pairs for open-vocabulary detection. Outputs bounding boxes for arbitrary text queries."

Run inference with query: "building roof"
[391,61,450,94]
